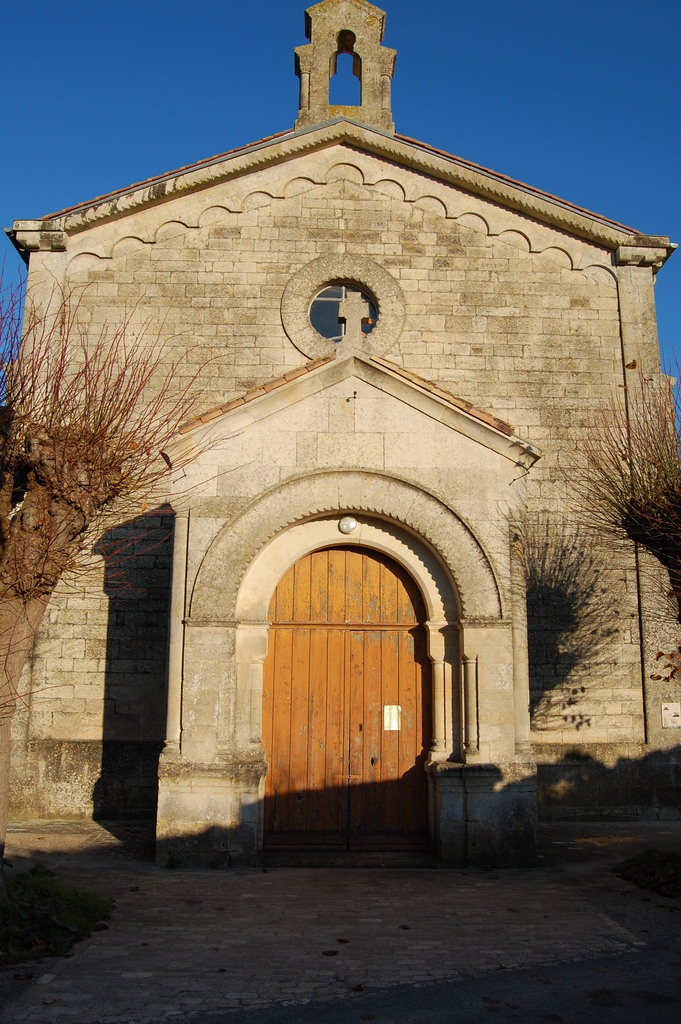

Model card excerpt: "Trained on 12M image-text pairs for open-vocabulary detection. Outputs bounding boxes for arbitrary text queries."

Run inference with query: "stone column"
[12,227,68,296]
[616,247,667,377]
[509,523,532,755]
[462,653,479,758]
[164,510,189,750]
[233,623,270,753]
[295,51,312,115]
[426,621,447,759]
[616,244,677,745]
[299,71,310,111]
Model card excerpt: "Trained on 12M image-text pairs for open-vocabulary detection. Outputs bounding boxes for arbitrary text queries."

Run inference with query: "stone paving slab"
[1,820,678,1024]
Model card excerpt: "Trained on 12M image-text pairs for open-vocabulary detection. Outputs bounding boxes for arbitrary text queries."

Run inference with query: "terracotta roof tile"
[40,128,298,221]
[178,354,335,433]
[371,356,515,436]
[394,132,638,234]
[37,119,642,237]
[282,366,309,382]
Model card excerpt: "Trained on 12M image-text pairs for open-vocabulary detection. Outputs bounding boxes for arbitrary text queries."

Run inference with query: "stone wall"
[11,514,172,818]
[10,141,679,820]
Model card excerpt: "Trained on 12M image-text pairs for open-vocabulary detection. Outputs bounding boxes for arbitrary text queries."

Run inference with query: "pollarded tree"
[0,277,204,902]
[576,369,681,620]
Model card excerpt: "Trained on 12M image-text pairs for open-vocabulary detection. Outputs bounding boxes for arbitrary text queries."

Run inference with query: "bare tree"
[0,277,205,902]
[575,370,681,620]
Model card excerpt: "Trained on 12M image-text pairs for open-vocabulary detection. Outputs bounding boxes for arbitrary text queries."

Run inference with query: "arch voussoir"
[190,471,503,623]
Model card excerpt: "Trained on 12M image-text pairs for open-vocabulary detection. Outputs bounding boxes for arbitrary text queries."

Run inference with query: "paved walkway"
[1,820,680,1023]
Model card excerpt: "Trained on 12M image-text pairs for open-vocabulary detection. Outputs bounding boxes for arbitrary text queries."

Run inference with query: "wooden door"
[262,547,431,850]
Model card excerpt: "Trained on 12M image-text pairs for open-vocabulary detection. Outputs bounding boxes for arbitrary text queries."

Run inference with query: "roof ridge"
[32,120,648,241]
[180,348,518,438]
[394,132,639,235]
[39,127,298,222]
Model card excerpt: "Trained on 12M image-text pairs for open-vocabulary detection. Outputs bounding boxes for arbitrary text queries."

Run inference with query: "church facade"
[8,0,678,867]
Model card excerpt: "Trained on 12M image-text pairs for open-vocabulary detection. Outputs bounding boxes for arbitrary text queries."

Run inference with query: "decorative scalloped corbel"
[12,222,68,255]
[616,243,674,271]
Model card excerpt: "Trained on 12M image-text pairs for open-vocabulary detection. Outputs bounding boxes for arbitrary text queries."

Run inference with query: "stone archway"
[189,470,503,624]
[157,472,537,868]
[231,513,460,768]
[231,512,461,858]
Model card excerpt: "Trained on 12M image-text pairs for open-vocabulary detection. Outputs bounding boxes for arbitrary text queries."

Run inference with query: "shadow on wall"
[536,742,681,818]
[91,507,175,820]
[524,518,620,732]
[154,745,681,870]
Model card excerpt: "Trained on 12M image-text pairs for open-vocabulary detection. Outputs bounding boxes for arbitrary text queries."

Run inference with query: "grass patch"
[614,849,681,899]
[0,865,114,966]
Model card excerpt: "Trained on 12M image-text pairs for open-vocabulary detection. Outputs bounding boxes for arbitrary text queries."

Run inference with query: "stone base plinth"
[427,760,537,868]
[155,752,266,868]
[155,755,536,869]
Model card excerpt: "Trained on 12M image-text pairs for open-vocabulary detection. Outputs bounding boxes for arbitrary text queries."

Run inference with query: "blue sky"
[2,0,679,364]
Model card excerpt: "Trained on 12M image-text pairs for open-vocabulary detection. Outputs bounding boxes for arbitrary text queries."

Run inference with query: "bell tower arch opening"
[295,0,396,133]
[329,30,362,106]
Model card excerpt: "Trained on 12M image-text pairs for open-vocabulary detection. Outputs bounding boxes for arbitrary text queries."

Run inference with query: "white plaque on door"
[384,705,402,731]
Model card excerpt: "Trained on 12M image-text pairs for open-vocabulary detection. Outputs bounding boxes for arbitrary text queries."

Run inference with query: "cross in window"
[338,290,371,347]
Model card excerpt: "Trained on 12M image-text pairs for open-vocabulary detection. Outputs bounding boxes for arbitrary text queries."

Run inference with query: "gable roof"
[177,347,540,470]
[8,119,674,264]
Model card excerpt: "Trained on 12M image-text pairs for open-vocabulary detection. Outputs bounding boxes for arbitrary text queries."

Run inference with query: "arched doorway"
[262,546,432,851]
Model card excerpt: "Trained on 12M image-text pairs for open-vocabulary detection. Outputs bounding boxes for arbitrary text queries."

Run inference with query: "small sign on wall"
[661,703,681,728]
[384,705,402,731]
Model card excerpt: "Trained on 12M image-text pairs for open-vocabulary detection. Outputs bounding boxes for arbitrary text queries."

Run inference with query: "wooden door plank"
[381,629,401,832]
[363,550,381,624]
[381,558,398,624]
[293,553,312,622]
[325,627,347,837]
[307,627,326,796]
[307,627,329,835]
[362,628,383,832]
[310,549,329,623]
[328,548,346,623]
[397,627,418,835]
[289,626,311,832]
[347,628,365,837]
[346,548,363,622]
[397,564,420,623]
[399,627,428,836]
[273,561,295,622]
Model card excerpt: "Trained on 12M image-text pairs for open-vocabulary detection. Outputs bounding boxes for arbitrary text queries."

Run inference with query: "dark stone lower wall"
[11,739,681,824]
[427,760,537,868]
[534,742,681,819]
[10,740,163,820]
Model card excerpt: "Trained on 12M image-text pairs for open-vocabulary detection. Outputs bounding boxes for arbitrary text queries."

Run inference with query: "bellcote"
[295,0,397,134]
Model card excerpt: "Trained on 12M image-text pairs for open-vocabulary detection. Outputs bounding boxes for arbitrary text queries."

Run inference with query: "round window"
[309,284,378,343]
